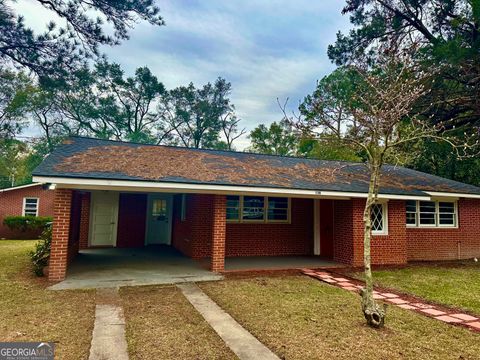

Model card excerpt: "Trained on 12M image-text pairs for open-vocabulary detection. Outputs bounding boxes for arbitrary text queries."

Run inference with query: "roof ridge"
[67,135,367,165]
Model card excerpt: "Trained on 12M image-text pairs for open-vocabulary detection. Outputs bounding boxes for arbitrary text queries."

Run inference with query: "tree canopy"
[248,119,298,156]
[328,0,480,129]
[0,0,164,77]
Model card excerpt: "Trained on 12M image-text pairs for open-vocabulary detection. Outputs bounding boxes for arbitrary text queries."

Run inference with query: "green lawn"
[201,276,480,360]
[120,285,235,360]
[0,240,96,360]
[351,262,480,315]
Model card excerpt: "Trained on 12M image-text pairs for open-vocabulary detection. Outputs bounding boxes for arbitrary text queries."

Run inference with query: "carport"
[48,246,223,290]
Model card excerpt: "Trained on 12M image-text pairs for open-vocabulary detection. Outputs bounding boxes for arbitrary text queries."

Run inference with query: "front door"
[145,194,172,245]
[90,191,119,247]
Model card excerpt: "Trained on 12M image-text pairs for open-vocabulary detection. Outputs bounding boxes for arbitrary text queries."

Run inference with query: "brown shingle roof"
[32,137,480,196]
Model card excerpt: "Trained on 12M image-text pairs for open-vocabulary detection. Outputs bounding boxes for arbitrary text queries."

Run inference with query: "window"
[152,199,167,217]
[226,196,290,223]
[242,196,265,221]
[267,197,289,221]
[406,200,417,226]
[180,194,187,221]
[23,197,39,216]
[419,201,436,225]
[405,200,457,228]
[371,203,388,235]
[438,202,455,226]
[226,195,240,221]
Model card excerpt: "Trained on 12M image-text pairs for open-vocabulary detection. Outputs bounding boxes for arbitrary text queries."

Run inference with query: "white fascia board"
[317,191,431,201]
[0,182,44,193]
[425,191,480,199]
[32,175,429,200]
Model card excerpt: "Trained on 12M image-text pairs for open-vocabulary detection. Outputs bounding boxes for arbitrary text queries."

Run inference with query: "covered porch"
[49,247,343,290]
[49,246,223,290]
[45,185,346,283]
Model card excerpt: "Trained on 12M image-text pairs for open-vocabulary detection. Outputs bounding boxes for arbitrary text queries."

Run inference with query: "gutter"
[32,175,436,201]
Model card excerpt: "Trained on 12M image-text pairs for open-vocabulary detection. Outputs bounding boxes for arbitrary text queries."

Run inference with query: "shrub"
[3,216,53,232]
[29,225,52,276]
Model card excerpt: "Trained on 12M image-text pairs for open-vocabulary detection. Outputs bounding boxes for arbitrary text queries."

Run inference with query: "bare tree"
[289,45,477,328]
[220,112,246,150]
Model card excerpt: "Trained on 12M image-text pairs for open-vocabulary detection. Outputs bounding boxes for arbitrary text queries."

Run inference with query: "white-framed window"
[371,202,388,235]
[226,195,290,223]
[180,194,187,221]
[23,197,39,216]
[405,200,457,228]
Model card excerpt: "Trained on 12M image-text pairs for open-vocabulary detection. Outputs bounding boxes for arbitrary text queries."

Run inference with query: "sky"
[14,0,351,149]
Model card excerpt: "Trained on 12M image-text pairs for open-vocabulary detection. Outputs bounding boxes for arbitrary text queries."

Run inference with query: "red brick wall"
[172,196,314,260]
[171,194,218,259]
[225,198,314,257]
[49,189,73,281]
[117,193,147,248]
[333,199,407,266]
[332,200,355,264]
[0,185,55,239]
[211,195,226,271]
[407,198,480,261]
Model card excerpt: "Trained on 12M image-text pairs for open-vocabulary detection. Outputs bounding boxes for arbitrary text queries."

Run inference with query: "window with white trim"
[23,197,39,216]
[405,200,457,227]
[226,195,290,223]
[371,203,388,235]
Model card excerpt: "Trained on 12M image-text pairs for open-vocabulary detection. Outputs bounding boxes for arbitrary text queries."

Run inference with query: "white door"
[89,192,119,247]
[145,194,172,245]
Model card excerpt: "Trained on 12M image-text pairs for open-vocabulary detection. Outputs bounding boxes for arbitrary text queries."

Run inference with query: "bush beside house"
[30,226,52,276]
[0,183,55,239]
[3,216,52,232]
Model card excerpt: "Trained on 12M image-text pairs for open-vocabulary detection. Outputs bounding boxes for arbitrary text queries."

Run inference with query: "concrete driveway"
[49,246,223,290]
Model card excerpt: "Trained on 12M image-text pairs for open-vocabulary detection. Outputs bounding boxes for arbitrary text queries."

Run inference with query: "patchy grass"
[120,285,235,360]
[201,276,480,360]
[0,240,95,360]
[351,262,480,315]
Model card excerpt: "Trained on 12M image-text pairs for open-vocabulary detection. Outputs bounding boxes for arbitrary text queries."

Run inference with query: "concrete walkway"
[178,283,279,360]
[89,288,129,360]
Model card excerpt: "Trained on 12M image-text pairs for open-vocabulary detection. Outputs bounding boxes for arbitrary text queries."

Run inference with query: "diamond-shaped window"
[371,204,384,232]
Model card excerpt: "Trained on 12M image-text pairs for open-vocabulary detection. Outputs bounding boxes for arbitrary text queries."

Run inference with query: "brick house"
[0,183,55,239]
[32,137,480,281]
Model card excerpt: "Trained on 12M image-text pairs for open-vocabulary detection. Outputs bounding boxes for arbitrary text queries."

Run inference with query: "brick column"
[79,192,91,250]
[48,189,73,281]
[211,195,226,272]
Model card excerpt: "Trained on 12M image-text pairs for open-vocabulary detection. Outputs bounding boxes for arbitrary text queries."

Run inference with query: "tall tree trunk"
[361,160,387,328]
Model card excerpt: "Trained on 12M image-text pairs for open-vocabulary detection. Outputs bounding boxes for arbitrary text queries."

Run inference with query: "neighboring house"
[0,183,55,239]
[32,137,480,281]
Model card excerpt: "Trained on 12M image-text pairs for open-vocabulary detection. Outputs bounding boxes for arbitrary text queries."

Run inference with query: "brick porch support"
[79,192,91,249]
[211,195,226,272]
[49,189,73,281]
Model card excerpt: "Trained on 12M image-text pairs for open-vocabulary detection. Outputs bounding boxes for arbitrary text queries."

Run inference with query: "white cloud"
[12,0,351,150]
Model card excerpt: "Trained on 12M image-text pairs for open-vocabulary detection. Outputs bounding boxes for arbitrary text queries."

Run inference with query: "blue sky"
[16,0,351,149]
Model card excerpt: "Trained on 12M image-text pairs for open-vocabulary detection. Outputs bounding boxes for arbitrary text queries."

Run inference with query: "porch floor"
[224,255,343,272]
[48,246,223,290]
